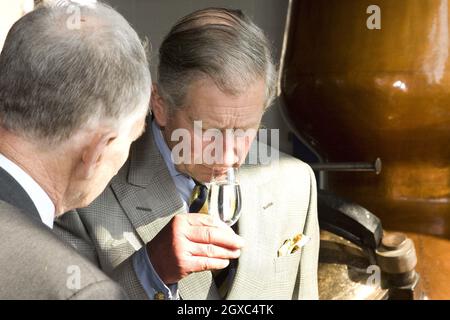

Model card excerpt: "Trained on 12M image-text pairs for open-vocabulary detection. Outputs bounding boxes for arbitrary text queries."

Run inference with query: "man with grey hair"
[58,7,319,300]
[0,1,151,299]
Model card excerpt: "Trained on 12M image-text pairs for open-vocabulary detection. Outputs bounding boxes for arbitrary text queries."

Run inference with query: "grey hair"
[0,1,151,145]
[157,7,276,113]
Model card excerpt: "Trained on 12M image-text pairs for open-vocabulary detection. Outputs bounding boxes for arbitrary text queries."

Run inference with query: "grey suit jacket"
[0,167,128,299]
[55,124,320,300]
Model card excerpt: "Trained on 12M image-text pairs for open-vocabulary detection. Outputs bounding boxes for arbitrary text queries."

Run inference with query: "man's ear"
[151,84,169,127]
[77,131,117,180]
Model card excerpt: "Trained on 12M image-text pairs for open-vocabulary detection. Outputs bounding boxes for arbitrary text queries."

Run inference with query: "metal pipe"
[310,158,382,175]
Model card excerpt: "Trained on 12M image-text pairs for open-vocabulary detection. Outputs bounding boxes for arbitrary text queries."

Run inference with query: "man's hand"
[146,214,245,285]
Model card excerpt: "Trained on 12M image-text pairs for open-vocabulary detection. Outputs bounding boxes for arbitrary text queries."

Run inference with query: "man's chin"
[192,173,213,184]
[180,164,230,183]
[189,168,217,183]
[195,171,230,184]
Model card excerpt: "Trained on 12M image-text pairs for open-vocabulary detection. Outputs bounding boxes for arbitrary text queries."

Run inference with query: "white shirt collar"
[0,153,55,229]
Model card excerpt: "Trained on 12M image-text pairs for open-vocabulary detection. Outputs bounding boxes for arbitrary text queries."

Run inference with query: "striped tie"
[189,182,209,213]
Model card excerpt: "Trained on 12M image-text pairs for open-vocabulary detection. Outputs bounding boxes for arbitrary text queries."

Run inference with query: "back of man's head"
[0,1,151,146]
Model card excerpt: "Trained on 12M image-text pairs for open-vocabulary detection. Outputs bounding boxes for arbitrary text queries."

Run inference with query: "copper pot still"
[280,0,450,239]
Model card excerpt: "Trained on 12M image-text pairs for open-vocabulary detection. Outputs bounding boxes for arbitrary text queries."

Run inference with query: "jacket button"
[154,292,166,300]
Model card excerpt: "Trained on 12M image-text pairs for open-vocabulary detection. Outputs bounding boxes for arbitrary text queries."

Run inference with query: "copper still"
[279,0,450,299]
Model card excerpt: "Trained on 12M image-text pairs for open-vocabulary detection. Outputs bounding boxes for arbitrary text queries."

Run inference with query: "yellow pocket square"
[277,233,311,257]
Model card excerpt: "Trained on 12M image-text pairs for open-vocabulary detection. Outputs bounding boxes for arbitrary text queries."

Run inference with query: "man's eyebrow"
[187,115,216,128]
[203,123,260,131]
[187,112,260,130]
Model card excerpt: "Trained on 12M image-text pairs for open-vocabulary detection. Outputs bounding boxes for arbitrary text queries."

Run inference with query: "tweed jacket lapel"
[110,123,184,244]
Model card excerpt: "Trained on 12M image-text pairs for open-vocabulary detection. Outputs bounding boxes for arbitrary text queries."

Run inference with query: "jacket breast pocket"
[270,251,302,298]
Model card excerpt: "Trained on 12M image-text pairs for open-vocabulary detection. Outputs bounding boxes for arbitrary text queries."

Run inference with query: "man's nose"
[222,139,239,166]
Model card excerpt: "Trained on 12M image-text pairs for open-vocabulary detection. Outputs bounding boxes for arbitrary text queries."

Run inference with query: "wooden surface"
[406,232,450,300]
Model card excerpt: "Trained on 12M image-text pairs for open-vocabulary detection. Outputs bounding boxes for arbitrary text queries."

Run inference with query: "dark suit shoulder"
[0,201,127,300]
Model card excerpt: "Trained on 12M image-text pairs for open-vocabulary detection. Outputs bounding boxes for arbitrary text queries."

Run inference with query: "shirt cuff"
[132,246,179,300]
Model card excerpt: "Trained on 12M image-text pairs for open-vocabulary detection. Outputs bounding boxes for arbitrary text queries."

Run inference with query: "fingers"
[184,213,245,250]
[186,213,224,228]
[187,225,245,249]
[189,242,241,260]
[187,256,231,272]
